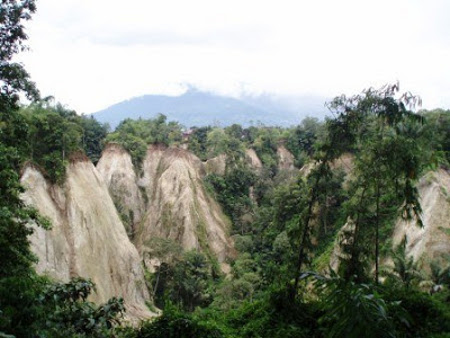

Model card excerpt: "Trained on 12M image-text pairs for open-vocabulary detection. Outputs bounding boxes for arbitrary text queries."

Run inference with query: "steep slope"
[392,169,450,264]
[205,154,227,176]
[96,143,145,237]
[97,144,235,268]
[245,149,263,172]
[139,147,234,263]
[277,145,295,170]
[21,159,152,318]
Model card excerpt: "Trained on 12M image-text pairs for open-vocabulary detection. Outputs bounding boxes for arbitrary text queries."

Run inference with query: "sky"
[16,0,450,114]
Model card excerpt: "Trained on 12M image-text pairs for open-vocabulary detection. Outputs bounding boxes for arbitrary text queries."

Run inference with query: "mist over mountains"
[92,88,329,129]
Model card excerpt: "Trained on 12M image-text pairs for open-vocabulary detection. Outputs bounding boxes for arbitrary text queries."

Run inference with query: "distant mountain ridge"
[92,88,328,129]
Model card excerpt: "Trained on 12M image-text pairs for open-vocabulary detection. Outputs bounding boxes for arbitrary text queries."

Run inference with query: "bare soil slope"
[21,160,153,318]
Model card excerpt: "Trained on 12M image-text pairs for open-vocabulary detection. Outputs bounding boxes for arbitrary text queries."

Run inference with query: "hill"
[92,88,327,129]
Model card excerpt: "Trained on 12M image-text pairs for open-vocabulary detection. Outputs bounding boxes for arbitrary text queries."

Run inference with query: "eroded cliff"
[98,144,235,268]
[277,145,295,171]
[97,143,145,237]
[392,169,450,265]
[21,159,152,318]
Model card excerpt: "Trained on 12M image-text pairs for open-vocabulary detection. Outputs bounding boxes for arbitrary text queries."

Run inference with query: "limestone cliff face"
[97,143,145,236]
[97,144,235,267]
[392,169,450,264]
[21,160,152,318]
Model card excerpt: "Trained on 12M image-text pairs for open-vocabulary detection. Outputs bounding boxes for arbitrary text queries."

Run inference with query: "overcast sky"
[16,0,450,114]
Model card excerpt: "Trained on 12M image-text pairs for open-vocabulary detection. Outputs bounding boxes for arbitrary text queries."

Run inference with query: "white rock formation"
[21,159,153,318]
[245,149,263,172]
[97,144,235,268]
[205,154,227,176]
[97,143,145,235]
[392,169,450,264]
[277,145,295,170]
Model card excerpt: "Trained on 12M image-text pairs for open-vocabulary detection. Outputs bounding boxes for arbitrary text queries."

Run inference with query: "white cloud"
[16,0,450,113]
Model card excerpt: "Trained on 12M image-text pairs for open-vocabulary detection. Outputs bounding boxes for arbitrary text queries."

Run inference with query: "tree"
[384,237,423,289]
[0,0,39,109]
[79,115,109,164]
[326,85,424,283]
[152,250,214,312]
[0,0,42,281]
[302,272,397,338]
[0,2,49,335]
[38,278,125,337]
[21,103,84,183]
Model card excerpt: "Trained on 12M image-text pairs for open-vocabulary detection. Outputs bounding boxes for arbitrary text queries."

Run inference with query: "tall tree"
[0,0,39,108]
[327,85,424,283]
[0,1,49,335]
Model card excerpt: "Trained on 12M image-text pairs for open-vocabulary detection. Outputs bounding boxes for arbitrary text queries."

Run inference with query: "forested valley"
[1,1,450,337]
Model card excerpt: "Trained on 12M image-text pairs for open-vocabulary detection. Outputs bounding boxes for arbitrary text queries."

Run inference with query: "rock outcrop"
[97,143,145,236]
[205,154,227,176]
[277,145,295,170]
[392,169,450,264]
[97,144,235,268]
[245,149,263,172]
[21,159,152,318]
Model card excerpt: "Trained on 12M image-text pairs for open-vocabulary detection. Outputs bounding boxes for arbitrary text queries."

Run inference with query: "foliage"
[284,117,324,167]
[204,165,256,234]
[135,304,223,338]
[383,237,424,289]
[78,114,109,164]
[151,250,216,312]
[20,103,83,183]
[105,114,182,169]
[37,278,125,337]
[222,287,322,338]
[0,0,39,107]
[0,273,47,337]
[420,109,450,166]
[430,259,450,288]
[251,127,281,176]
[188,126,212,160]
[322,85,425,283]
[381,286,450,337]
[302,272,397,338]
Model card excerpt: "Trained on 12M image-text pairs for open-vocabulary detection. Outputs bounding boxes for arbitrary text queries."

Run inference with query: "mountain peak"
[92,88,328,129]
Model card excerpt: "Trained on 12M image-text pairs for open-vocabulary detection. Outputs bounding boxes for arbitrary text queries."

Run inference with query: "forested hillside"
[1,1,450,337]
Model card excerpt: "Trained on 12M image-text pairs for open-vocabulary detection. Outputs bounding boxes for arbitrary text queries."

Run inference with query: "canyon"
[21,144,450,318]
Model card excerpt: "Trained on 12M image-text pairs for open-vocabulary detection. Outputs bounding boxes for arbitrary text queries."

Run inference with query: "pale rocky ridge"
[276,145,295,171]
[245,149,263,172]
[98,144,236,270]
[21,158,153,319]
[205,153,227,176]
[96,143,145,237]
[392,169,450,265]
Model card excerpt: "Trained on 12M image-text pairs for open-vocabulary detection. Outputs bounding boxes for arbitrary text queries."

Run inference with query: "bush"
[137,305,223,338]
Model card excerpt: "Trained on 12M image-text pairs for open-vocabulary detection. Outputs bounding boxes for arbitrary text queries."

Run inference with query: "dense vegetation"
[1,1,450,337]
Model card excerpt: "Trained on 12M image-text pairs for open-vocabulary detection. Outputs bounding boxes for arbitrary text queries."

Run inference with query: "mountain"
[92,88,328,129]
